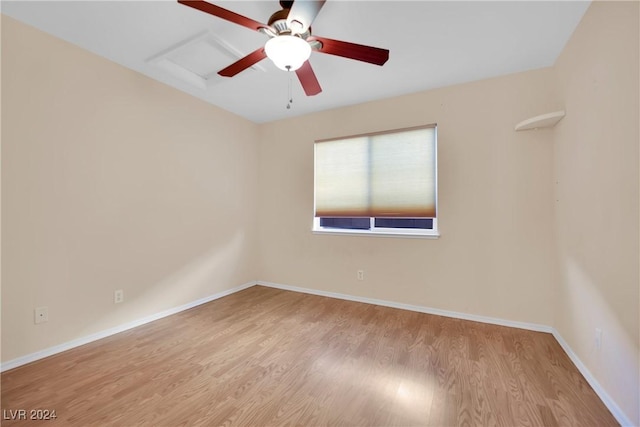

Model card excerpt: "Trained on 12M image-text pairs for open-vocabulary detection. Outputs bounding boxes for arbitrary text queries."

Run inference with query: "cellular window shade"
[315,126,436,218]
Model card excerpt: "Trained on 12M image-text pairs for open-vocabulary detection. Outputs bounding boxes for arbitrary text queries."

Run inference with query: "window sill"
[312,228,440,239]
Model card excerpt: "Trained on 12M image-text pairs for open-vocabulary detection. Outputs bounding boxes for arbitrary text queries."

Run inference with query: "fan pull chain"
[286,66,293,109]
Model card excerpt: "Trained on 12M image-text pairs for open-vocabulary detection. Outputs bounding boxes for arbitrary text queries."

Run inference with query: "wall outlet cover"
[34,307,48,324]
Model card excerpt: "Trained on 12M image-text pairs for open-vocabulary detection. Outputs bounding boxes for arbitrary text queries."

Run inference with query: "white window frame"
[312,124,439,239]
[312,217,439,238]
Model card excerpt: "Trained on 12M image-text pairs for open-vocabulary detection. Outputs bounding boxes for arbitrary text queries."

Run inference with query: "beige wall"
[1,16,259,362]
[553,1,639,424]
[257,68,559,326]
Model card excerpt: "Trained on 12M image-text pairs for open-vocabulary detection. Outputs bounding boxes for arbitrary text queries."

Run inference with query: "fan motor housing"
[268,8,311,38]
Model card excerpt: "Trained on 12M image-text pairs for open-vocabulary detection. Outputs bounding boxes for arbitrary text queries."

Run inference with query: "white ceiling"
[2,1,590,123]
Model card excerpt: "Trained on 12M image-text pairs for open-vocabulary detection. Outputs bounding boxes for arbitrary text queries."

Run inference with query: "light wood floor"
[2,286,618,426]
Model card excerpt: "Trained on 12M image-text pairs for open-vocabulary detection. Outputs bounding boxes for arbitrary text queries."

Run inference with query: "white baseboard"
[551,330,634,426]
[257,280,552,333]
[0,281,255,373]
[257,280,633,426]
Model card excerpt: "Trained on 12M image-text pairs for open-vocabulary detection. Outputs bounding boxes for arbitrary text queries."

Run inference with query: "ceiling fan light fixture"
[265,35,311,71]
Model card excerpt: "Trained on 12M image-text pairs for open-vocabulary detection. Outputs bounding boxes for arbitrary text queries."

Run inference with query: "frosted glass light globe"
[265,35,311,71]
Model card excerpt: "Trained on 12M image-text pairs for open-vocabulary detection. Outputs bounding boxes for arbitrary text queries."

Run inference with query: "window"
[313,124,438,237]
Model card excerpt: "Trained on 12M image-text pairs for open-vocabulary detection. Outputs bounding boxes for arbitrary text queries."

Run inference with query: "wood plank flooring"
[1,286,618,426]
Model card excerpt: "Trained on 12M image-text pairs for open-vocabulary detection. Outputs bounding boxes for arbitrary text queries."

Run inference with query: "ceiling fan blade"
[178,0,268,32]
[295,61,322,96]
[218,47,267,77]
[310,36,389,66]
[287,0,326,35]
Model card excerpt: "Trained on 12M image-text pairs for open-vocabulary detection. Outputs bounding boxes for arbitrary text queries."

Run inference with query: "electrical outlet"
[34,307,48,324]
[595,328,602,349]
[114,289,124,304]
[357,270,364,281]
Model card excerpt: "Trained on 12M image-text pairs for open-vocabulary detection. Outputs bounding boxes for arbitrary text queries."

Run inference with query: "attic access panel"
[147,31,266,90]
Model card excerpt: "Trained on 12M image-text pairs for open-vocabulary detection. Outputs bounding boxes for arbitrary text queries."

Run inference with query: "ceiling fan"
[177,0,390,96]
